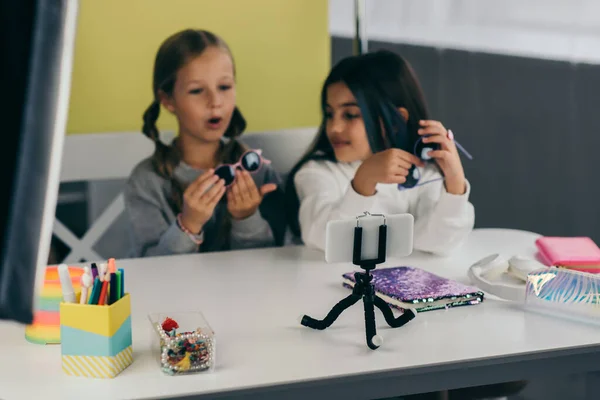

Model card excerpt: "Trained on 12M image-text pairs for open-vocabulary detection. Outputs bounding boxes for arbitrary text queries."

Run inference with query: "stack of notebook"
[342,266,484,312]
[535,236,600,273]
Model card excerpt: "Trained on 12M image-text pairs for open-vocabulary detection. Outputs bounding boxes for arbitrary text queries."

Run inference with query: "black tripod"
[300,214,416,350]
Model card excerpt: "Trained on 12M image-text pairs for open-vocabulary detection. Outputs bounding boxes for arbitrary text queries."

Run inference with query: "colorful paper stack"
[536,236,600,273]
[25,266,83,344]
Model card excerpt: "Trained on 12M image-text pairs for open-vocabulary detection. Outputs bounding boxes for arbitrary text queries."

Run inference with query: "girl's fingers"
[384,175,406,184]
[418,120,451,145]
[389,149,424,167]
[226,189,234,207]
[190,174,219,199]
[235,170,252,204]
[418,126,446,136]
[231,177,243,206]
[395,175,407,183]
[426,150,451,160]
[202,179,225,203]
[421,134,455,151]
[397,151,425,167]
[419,120,445,130]
[242,171,260,202]
[187,169,214,191]
[421,134,448,144]
[394,158,413,170]
[233,177,248,209]
[259,183,277,196]
[386,164,410,178]
[207,186,226,208]
[395,167,410,177]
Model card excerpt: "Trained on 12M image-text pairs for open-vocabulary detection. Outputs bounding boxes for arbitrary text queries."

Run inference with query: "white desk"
[2,228,600,400]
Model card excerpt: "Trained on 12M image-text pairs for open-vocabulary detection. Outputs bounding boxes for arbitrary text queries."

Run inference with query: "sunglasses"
[398,132,473,191]
[214,149,270,187]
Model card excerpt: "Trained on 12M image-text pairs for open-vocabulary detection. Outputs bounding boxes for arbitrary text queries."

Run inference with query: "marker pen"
[58,264,76,303]
[80,271,93,305]
[98,263,107,282]
[91,263,99,280]
[108,258,116,274]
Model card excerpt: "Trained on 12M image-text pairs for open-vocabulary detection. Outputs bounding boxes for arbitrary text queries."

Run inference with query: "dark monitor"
[0,0,78,324]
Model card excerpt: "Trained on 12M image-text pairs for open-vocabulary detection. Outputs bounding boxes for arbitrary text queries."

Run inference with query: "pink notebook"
[535,237,600,271]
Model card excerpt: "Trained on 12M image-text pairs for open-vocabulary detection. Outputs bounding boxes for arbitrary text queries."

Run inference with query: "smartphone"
[325,213,414,264]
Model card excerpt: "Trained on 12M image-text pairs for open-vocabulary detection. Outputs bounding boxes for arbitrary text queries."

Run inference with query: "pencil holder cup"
[25,266,83,344]
[59,293,133,378]
[148,312,215,376]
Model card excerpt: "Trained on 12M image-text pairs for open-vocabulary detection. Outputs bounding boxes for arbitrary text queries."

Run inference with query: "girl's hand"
[418,120,466,195]
[353,149,425,196]
[180,169,226,233]
[227,170,277,220]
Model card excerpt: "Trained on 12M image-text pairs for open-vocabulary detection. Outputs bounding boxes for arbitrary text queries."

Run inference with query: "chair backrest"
[55,127,317,263]
[60,131,173,183]
[60,127,316,182]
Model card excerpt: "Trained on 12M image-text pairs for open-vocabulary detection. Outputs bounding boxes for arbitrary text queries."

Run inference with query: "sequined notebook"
[343,266,484,312]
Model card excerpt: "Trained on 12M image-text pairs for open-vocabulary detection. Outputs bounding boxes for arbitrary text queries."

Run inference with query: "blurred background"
[53,0,599,268]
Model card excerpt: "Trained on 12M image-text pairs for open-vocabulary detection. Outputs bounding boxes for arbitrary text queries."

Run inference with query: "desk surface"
[3,228,600,400]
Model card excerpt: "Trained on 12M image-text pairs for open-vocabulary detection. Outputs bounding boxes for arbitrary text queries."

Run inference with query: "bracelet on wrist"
[176,214,204,245]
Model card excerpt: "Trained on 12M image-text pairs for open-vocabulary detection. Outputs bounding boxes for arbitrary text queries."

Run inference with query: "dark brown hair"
[285,50,432,238]
[142,29,246,249]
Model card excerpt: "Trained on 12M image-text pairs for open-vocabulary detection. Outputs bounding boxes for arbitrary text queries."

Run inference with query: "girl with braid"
[125,29,285,257]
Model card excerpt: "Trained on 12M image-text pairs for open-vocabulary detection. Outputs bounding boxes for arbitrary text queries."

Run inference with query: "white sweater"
[294,160,475,256]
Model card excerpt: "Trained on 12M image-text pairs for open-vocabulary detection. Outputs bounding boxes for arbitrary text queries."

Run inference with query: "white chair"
[54,127,317,262]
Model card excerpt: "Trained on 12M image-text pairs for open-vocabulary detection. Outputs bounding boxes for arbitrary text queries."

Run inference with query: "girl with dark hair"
[286,50,474,255]
[125,29,285,257]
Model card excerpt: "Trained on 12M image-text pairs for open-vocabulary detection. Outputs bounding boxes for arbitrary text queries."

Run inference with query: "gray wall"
[332,36,600,242]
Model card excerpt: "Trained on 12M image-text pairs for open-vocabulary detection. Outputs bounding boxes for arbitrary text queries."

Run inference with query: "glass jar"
[148,312,215,375]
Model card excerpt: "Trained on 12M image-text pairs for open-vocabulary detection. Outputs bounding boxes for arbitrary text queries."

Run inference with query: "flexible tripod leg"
[363,285,381,350]
[300,284,363,330]
[374,296,416,328]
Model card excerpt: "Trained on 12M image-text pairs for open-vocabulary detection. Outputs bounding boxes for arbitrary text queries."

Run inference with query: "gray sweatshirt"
[124,157,286,257]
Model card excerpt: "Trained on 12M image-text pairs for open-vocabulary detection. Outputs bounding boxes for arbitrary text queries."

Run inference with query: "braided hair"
[142,29,247,249]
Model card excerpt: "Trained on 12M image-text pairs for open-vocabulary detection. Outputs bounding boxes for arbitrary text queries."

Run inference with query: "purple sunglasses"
[398,130,473,190]
[214,149,270,187]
